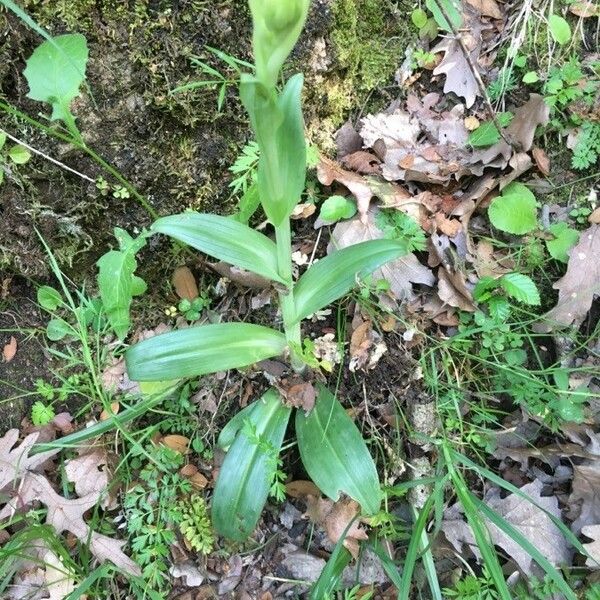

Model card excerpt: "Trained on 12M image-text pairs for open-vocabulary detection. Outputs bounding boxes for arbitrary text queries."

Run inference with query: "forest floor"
[1,0,600,599]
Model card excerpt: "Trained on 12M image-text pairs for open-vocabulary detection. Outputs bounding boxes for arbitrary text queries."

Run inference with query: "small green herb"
[488,183,538,235]
[376,209,427,252]
[31,401,55,426]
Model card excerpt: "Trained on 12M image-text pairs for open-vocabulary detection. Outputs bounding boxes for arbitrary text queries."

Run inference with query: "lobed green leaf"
[152,212,284,283]
[126,323,287,381]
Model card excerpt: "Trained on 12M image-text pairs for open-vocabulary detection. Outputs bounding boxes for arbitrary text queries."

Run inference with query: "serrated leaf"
[488,296,511,321]
[425,0,462,32]
[126,323,287,381]
[152,212,284,283]
[212,389,291,540]
[296,385,382,515]
[97,229,148,340]
[24,34,88,123]
[319,195,357,223]
[8,145,31,165]
[488,183,538,235]
[37,286,63,311]
[468,113,513,147]
[546,223,580,263]
[293,239,407,323]
[500,273,540,305]
[549,14,571,45]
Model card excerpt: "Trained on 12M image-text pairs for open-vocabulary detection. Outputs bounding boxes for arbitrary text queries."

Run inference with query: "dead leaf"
[0,430,140,576]
[582,524,600,567]
[280,379,316,413]
[318,157,374,218]
[161,434,190,454]
[305,495,369,559]
[291,203,317,219]
[464,116,480,131]
[101,358,125,392]
[335,121,363,158]
[2,336,17,363]
[44,548,76,600]
[170,561,205,586]
[286,480,321,498]
[209,261,271,289]
[532,147,550,176]
[172,266,199,301]
[349,321,387,371]
[465,0,503,18]
[99,402,120,421]
[64,450,110,503]
[341,151,381,174]
[443,480,570,575]
[568,460,600,533]
[589,207,600,224]
[330,210,435,301]
[539,225,600,330]
[570,1,600,17]
[437,269,476,312]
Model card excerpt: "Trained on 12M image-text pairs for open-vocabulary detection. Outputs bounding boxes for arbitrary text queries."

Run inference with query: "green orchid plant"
[125,0,409,540]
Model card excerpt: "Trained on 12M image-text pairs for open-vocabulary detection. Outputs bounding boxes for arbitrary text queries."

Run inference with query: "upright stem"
[275,219,304,372]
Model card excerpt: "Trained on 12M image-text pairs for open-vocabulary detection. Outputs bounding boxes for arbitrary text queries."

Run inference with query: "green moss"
[307,0,413,147]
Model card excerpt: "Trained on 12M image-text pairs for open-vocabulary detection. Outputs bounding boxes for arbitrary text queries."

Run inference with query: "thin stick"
[432,0,517,149]
[3,130,95,183]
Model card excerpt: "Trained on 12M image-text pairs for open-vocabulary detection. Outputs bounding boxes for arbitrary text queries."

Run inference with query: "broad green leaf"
[240,74,307,226]
[425,0,462,32]
[235,182,261,224]
[411,8,428,28]
[8,145,31,164]
[126,323,287,381]
[319,195,356,223]
[546,222,580,263]
[500,273,540,305]
[0,167,4,185]
[152,212,284,283]
[522,71,539,84]
[488,182,538,235]
[212,389,291,540]
[24,34,88,123]
[37,286,63,311]
[292,239,407,323]
[97,228,148,340]
[549,14,571,45]
[46,318,72,341]
[296,385,382,515]
[0,131,6,150]
[217,402,258,450]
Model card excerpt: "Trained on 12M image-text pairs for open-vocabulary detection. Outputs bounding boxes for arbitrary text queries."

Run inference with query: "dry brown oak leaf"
[443,480,570,575]
[539,225,600,331]
[0,430,141,577]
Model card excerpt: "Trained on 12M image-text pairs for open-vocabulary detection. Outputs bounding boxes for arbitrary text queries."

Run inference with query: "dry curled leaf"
[465,0,503,18]
[286,480,321,498]
[539,225,600,330]
[532,146,550,176]
[2,336,17,363]
[330,210,435,301]
[349,320,387,372]
[569,1,600,17]
[172,266,199,301]
[161,434,191,454]
[317,156,374,218]
[443,480,569,575]
[64,450,110,503]
[305,495,369,559]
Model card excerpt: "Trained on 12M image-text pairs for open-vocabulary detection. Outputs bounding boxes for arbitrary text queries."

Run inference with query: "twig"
[432,0,517,149]
[3,130,95,183]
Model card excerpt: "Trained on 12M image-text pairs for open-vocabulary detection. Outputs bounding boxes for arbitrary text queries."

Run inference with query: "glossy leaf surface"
[212,389,291,540]
[126,323,286,381]
[296,386,382,515]
[293,239,407,322]
[152,213,284,283]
